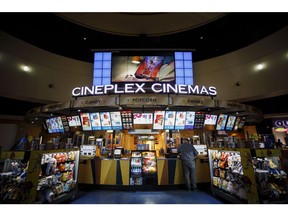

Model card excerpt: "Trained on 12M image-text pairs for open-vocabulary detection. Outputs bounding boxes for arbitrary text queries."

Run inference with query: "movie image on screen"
[216,114,228,130]
[89,112,102,130]
[204,114,218,125]
[164,111,176,130]
[184,111,195,129]
[80,113,92,131]
[225,116,237,131]
[153,111,165,130]
[111,54,175,83]
[121,111,133,130]
[133,113,153,124]
[175,111,186,130]
[46,117,64,133]
[100,112,112,130]
[110,111,123,130]
[67,115,81,127]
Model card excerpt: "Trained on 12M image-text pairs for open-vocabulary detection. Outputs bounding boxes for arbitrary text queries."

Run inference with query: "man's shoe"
[186,189,191,192]
[192,188,199,192]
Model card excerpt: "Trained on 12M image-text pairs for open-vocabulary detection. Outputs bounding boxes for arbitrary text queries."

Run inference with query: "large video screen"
[80,113,92,131]
[89,112,102,130]
[100,112,112,130]
[133,113,153,124]
[184,111,195,129]
[225,115,237,131]
[215,114,228,131]
[110,111,123,130]
[204,114,218,125]
[164,111,176,130]
[153,111,165,130]
[67,115,81,127]
[111,54,175,83]
[175,111,186,130]
[46,117,64,133]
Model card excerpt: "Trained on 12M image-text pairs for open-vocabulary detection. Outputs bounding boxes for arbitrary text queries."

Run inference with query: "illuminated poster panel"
[184,111,195,129]
[225,115,237,131]
[133,113,153,124]
[153,111,165,130]
[89,112,102,130]
[175,111,186,130]
[164,111,176,130]
[100,112,112,130]
[80,113,92,131]
[216,114,228,131]
[110,111,123,130]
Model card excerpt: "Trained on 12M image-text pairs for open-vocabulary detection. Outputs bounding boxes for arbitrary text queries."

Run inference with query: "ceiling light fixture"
[132,56,141,64]
[21,65,31,72]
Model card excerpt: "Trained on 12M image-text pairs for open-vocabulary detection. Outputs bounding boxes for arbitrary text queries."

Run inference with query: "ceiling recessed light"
[21,65,31,73]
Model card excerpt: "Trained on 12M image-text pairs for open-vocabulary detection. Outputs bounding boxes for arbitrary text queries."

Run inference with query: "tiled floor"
[68,184,226,204]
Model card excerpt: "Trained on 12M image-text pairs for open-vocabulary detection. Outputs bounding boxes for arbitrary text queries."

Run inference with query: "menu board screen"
[46,117,64,133]
[164,111,176,130]
[67,115,81,127]
[194,112,205,129]
[215,114,228,130]
[133,113,153,124]
[184,111,195,129]
[61,115,70,132]
[100,112,112,130]
[234,117,245,131]
[110,111,123,130]
[121,111,134,129]
[80,113,92,131]
[204,114,218,125]
[225,115,237,131]
[89,112,102,130]
[153,111,165,130]
[175,111,186,130]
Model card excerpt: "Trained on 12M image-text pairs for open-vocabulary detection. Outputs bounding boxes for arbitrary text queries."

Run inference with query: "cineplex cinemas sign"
[72,83,217,97]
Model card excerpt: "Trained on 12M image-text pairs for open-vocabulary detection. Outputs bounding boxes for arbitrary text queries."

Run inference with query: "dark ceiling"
[0,12,288,117]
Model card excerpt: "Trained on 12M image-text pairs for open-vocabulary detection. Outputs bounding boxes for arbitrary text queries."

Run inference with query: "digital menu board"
[46,117,64,133]
[204,114,218,125]
[234,117,245,131]
[215,114,228,130]
[100,112,112,130]
[194,112,206,129]
[153,111,165,130]
[121,111,133,129]
[133,113,153,124]
[164,111,176,130]
[89,112,102,130]
[80,113,92,131]
[110,111,123,130]
[61,115,70,132]
[184,111,195,129]
[175,111,186,130]
[67,115,81,127]
[225,115,237,131]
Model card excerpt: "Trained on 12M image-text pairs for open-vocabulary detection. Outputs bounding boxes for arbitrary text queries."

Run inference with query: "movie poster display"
[164,111,176,130]
[80,113,92,131]
[100,112,112,130]
[184,111,195,129]
[133,113,153,124]
[225,115,237,131]
[175,111,186,130]
[89,112,102,130]
[216,114,228,130]
[110,111,123,130]
[153,111,165,130]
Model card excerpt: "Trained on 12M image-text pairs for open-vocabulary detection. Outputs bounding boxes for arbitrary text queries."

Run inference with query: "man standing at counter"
[178,138,199,192]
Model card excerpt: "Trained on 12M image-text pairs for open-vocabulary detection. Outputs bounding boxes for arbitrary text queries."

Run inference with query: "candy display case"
[208,147,288,204]
[252,149,288,203]
[208,148,256,204]
[130,150,157,189]
[0,149,79,204]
